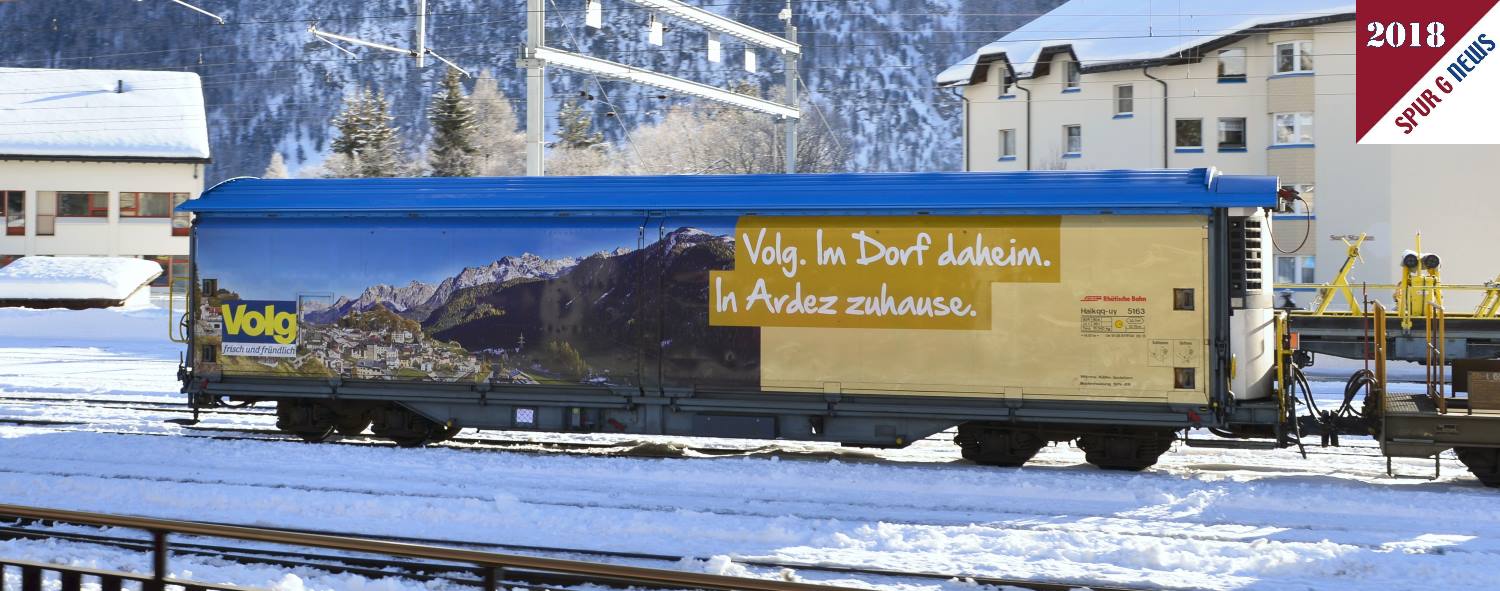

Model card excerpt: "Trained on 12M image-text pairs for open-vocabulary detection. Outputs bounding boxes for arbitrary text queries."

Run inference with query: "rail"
[0,504,863,591]
[1274,310,1290,429]
[1424,298,1447,413]
[166,258,189,344]
[1478,275,1500,318]
[1374,301,1388,420]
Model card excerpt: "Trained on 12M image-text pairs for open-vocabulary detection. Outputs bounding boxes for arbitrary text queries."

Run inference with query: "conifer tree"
[555,99,604,150]
[356,90,404,177]
[427,68,479,177]
[263,151,289,178]
[330,90,367,160]
[326,87,406,178]
[469,69,526,176]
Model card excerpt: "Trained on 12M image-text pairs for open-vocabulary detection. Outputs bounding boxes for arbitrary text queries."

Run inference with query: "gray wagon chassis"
[193,374,1213,447]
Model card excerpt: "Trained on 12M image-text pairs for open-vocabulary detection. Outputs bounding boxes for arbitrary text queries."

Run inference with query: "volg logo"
[221,300,299,345]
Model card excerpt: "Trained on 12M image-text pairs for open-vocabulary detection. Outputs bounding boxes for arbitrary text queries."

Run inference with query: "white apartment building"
[0,67,210,284]
[939,0,1500,308]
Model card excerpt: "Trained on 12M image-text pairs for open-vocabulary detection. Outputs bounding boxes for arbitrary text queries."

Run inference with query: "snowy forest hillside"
[0,0,1060,181]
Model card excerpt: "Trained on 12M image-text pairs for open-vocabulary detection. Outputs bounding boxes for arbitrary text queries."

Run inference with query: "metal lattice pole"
[784,9,798,174]
[524,0,547,176]
[415,0,427,68]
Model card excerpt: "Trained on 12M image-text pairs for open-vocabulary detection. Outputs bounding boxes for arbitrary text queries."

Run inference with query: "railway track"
[0,452,1489,561]
[0,391,1433,460]
[82,418,1480,465]
[0,394,273,417]
[0,519,1159,591]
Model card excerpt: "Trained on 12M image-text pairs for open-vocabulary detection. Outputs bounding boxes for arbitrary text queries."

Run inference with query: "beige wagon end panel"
[753,215,1210,405]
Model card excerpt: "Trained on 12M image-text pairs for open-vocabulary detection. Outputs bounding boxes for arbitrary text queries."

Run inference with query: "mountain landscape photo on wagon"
[193,220,757,387]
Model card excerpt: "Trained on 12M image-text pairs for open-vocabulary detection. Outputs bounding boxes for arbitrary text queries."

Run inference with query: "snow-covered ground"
[2,304,1498,591]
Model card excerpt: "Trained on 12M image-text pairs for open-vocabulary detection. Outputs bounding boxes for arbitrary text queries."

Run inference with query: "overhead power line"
[306,0,470,76]
[139,0,225,25]
[518,0,799,176]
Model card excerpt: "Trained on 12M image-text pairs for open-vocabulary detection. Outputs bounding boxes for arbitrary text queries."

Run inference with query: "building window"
[1175,119,1203,149]
[1279,183,1315,213]
[1218,117,1247,150]
[48,191,109,218]
[35,194,54,236]
[996,66,1010,96]
[999,129,1016,159]
[1218,48,1247,80]
[1276,255,1316,284]
[2,191,22,236]
[1063,124,1082,155]
[1273,112,1315,145]
[172,194,192,236]
[146,255,189,287]
[120,192,179,218]
[1064,60,1080,89]
[1114,84,1133,115]
[0,255,20,268]
[1275,41,1314,74]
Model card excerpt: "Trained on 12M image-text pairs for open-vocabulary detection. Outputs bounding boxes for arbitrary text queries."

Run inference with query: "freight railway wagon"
[178,169,1285,470]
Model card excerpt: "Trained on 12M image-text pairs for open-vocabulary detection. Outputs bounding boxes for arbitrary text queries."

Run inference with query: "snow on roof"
[0,257,163,302]
[0,67,210,160]
[937,0,1354,86]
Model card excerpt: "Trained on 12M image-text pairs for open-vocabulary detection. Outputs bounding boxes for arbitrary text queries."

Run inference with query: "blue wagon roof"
[179,168,1276,216]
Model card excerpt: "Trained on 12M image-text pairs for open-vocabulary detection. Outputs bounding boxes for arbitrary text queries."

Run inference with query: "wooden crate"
[1472,371,1500,410]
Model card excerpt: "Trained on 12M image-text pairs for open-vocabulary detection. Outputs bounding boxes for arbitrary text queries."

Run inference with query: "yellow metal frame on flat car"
[1279,233,1500,324]
[166,259,189,344]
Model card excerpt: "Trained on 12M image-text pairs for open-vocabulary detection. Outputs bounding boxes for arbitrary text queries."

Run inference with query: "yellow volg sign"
[709,216,1061,330]
[221,300,299,345]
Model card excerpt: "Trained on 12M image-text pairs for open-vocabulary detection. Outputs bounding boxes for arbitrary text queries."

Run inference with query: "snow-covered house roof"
[937,0,1355,87]
[0,67,210,161]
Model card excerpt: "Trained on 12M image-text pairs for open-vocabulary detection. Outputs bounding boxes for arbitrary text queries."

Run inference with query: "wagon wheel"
[371,404,453,447]
[1456,447,1500,488]
[275,401,337,443]
[1077,428,1177,471]
[334,412,373,436]
[954,424,1046,467]
[293,424,337,444]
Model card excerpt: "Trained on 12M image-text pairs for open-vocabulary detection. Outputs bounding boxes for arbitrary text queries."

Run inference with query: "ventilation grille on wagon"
[1228,216,1264,304]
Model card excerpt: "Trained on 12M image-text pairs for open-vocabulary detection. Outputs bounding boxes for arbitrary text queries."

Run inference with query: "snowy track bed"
[4,339,1500,590]
[0,520,1159,591]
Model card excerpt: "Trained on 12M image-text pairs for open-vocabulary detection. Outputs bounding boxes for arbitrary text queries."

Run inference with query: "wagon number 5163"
[1367,22,1446,48]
